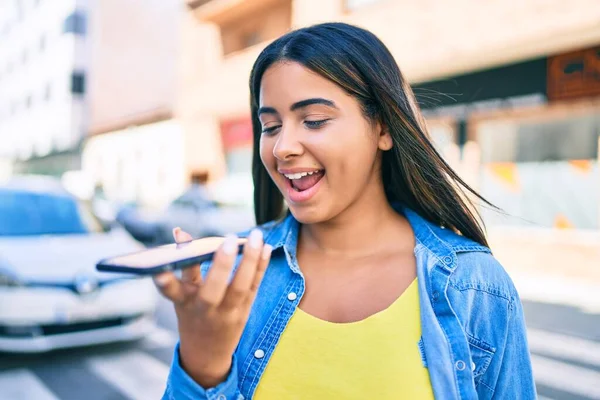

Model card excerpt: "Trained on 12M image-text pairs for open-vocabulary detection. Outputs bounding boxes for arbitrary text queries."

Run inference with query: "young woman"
[155,22,536,400]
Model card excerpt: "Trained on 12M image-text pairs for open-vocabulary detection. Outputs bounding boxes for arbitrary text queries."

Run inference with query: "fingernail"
[261,244,272,260]
[248,229,263,249]
[153,274,170,287]
[173,227,180,238]
[223,234,238,255]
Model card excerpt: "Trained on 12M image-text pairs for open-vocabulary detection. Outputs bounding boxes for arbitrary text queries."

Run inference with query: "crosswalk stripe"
[532,355,600,399]
[528,327,600,367]
[87,351,170,400]
[0,369,60,400]
[142,326,178,350]
[3,327,599,400]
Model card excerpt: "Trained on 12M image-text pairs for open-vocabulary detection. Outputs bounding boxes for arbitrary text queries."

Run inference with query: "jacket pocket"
[467,334,495,386]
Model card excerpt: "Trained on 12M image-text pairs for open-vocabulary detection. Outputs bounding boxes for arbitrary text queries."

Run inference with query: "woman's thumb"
[173,227,193,243]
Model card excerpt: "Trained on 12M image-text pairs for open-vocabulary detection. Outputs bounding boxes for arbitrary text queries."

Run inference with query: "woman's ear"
[377,123,393,151]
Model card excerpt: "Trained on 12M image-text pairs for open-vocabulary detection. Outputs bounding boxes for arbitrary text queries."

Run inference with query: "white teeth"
[283,171,321,180]
[289,172,307,179]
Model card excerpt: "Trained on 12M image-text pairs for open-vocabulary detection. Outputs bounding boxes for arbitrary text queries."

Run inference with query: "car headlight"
[0,269,23,287]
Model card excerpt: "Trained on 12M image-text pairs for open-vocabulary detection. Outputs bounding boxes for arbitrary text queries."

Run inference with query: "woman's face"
[258,61,392,224]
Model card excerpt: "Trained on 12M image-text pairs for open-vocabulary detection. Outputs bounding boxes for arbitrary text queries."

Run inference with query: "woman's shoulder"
[450,250,520,305]
[412,213,518,302]
[414,214,518,302]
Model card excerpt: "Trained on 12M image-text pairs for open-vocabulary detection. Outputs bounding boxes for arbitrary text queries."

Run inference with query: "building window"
[478,113,600,163]
[220,0,291,56]
[39,34,46,51]
[63,11,86,35]
[242,31,261,48]
[71,72,85,95]
[22,49,28,65]
[25,95,32,109]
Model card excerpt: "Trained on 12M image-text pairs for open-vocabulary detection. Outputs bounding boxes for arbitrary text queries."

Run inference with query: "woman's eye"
[304,119,329,129]
[261,125,281,135]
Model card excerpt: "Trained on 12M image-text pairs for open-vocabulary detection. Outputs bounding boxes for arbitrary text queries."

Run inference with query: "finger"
[199,234,240,305]
[173,227,202,284]
[153,272,184,304]
[221,229,264,309]
[244,244,272,309]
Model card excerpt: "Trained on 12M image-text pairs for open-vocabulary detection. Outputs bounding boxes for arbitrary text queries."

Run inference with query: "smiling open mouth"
[284,170,325,192]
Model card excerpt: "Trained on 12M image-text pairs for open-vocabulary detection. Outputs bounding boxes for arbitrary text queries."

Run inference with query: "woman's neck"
[298,188,414,258]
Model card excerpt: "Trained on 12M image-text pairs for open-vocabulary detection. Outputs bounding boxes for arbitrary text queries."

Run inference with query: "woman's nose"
[272,127,304,161]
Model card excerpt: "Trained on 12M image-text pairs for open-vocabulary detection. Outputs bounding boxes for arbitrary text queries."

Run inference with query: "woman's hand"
[153,227,272,388]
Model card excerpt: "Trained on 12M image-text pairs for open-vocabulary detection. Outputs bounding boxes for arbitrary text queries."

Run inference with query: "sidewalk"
[488,227,600,313]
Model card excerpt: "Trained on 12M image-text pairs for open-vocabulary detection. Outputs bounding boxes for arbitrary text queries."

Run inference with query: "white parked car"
[0,176,158,353]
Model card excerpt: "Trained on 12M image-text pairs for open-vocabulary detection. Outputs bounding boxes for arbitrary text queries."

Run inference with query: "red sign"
[220,117,253,150]
[548,46,600,101]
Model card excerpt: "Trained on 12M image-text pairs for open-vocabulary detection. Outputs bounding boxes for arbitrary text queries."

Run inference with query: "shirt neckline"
[294,278,418,327]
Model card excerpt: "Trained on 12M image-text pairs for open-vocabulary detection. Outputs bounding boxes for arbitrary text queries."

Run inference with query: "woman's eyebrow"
[258,98,338,116]
[257,106,278,116]
[290,98,337,111]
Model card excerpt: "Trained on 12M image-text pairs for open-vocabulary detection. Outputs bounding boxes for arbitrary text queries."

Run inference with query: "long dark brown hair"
[249,22,495,247]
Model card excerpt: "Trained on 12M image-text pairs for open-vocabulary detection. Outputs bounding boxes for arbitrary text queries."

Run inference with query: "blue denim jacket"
[162,207,537,400]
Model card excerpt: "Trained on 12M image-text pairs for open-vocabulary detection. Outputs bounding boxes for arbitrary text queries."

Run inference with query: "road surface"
[1,297,599,400]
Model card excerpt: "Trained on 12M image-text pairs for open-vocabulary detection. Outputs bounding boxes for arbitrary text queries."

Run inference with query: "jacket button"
[443,256,453,264]
[432,291,439,302]
[217,395,226,400]
[254,349,265,359]
[471,361,476,371]
[287,292,297,301]
[455,360,466,371]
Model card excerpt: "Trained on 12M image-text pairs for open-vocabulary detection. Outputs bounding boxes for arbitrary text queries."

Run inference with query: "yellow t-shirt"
[253,279,435,399]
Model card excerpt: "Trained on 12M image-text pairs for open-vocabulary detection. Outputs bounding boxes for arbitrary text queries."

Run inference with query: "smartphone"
[96,236,248,275]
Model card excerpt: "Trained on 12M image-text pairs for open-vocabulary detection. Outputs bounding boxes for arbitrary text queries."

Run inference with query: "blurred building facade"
[416,49,600,231]
[0,0,185,209]
[81,0,185,208]
[180,0,600,230]
[0,0,90,176]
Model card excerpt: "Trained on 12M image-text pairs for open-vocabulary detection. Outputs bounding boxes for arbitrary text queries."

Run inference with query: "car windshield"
[0,189,103,236]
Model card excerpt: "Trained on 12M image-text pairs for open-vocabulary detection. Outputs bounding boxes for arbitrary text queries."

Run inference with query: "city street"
[1,295,599,400]
[1,0,598,399]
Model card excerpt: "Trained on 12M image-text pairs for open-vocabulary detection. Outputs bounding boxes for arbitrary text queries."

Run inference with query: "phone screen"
[98,236,247,272]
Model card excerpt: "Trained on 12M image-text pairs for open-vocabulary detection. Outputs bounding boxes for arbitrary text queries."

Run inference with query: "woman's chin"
[287,204,330,225]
